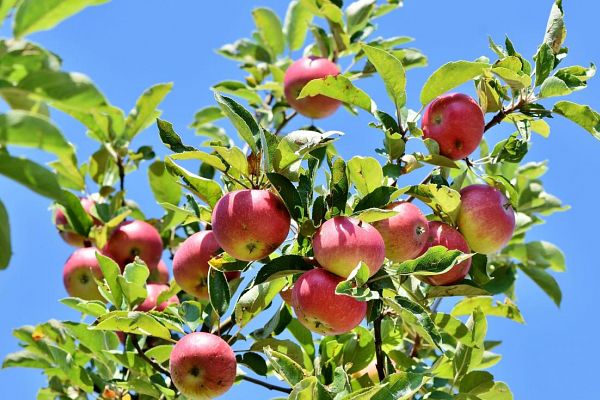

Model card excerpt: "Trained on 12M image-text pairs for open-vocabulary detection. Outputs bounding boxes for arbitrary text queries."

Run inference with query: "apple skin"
[284,56,342,119]
[54,197,97,247]
[173,231,241,299]
[104,220,163,270]
[421,221,471,286]
[457,184,516,254]
[280,286,293,306]
[372,202,430,263]
[62,247,105,301]
[211,190,290,261]
[313,216,385,278]
[170,332,237,400]
[136,283,179,312]
[422,93,485,160]
[291,268,366,335]
[148,259,170,284]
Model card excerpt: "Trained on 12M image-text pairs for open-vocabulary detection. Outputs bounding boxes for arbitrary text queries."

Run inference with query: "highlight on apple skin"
[54,197,97,247]
[284,56,342,119]
[103,220,163,270]
[173,231,241,299]
[421,221,472,286]
[148,259,170,284]
[422,93,485,160]
[135,283,179,312]
[372,202,430,263]
[313,216,385,278]
[62,247,105,301]
[457,184,516,254]
[291,268,367,335]
[211,189,290,262]
[169,332,237,400]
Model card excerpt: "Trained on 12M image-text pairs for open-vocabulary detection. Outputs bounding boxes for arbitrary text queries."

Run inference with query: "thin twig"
[483,100,523,133]
[405,172,434,203]
[274,110,298,135]
[240,375,292,394]
[374,315,386,382]
[130,335,170,377]
[211,316,235,335]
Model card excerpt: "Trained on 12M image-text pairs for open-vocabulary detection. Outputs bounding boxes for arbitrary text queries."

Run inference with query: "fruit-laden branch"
[373,315,386,381]
[240,375,292,394]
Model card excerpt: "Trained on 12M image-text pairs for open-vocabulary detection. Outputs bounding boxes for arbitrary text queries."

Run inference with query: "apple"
[283,56,342,119]
[421,221,471,286]
[457,184,516,254]
[280,286,293,305]
[136,283,179,312]
[170,332,237,399]
[148,259,170,284]
[173,231,241,299]
[54,197,97,247]
[291,268,366,335]
[422,93,485,160]
[62,247,105,301]
[372,202,430,262]
[312,216,385,278]
[211,189,290,261]
[104,220,163,270]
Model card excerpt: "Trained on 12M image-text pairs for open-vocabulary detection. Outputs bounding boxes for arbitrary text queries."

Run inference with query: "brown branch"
[211,316,235,336]
[240,375,292,394]
[483,100,524,133]
[405,172,434,203]
[274,111,298,135]
[130,335,170,377]
[374,315,386,382]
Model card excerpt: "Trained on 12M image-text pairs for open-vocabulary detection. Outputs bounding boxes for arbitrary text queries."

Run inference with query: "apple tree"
[1,0,597,399]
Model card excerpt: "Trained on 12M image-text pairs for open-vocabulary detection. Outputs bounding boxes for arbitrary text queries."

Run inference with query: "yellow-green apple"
[104,220,163,270]
[372,202,429,262]
[173,231,241,299]
[54,197,97,247]
[284,56,341,119]
[211,190,290,261]
[422,93,485,160]
[148,259,170,284]
[291,268,366,335]
[62,247,105,301]
[421,221,471,286]
[136,283,179,312]
[313,216,385,278]
[457,184,516,254]
[170,332,237,399]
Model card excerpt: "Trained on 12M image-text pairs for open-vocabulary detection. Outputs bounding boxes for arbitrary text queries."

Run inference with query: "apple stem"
[240,375,292,394]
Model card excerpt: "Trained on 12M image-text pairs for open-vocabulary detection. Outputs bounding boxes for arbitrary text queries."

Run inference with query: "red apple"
[54,197,97,247]
[136,283,179,312]
[170,332,237,399]
[372,202,430,262]
[457,184,516,254]
[104,220,163,270]
[148,259,170,284]
[173,231,241,299]
[62,247,105,301]
[211,190,290,261]
[422,93,485,160]
[313,216,385,278]
[280,286,293,305]
[284,56,342,119]
[421,221,471,286]
[291,268,366,335]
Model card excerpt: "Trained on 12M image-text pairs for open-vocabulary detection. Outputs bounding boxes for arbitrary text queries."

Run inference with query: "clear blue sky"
[1,1,599,398]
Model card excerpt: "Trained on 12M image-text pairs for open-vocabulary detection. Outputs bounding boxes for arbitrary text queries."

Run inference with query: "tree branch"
[240,375,292,394]
[483,100,524,133]
[374,315,386,382]
[130,335,171,377]
[405,172,433,203]
[274,111,298,135]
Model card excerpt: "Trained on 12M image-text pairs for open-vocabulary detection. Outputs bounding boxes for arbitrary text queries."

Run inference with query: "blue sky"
[1,0,599,398]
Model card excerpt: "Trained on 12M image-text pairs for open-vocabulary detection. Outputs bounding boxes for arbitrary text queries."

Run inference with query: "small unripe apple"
[422,93,485,160]
[292,268,366,335]
[62,247,105,301]
[148,259,170,284]
[104,220,163,270]
[284,56,342,119]
[457,184,516,254]
[170,332,237,399]
[421,221,471,286]
[173,231,241,299]
[372,202,430,262]
[313,216,385,278]
[54,197,97,247]
[211,189,290,261]
[136,283,179,312]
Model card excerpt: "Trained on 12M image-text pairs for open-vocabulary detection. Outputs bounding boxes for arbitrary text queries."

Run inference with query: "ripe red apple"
[284,56,342,119]
[62,247,105,301]
[148,259,170,284]
[136,283,179,312]
[291,268,366,335]
[422,93,485,160]
[173,231,241,299]
[170,332,237,399]
[372,202,430,263]
[457,184,516,254]
[313,216,385,278]
[280,286,293,305]
[104,220,163,270]
[54,197,97,247]
[421,221,471,286]
[211,189,290,261]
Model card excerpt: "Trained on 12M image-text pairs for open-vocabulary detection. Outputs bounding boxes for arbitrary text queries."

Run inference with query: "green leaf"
[157,119,196,153]
[298,75,375,113]
[492,66,531,90]
[0,199,11,269]
[347,0,376,35]
[284,0,313,51]
[552,101,600,140]
[289,376,332,400]
[459,371,494,395]
[320,326,374,375]
[94,311,172,340]
[190,106,224,127]
[372,372,425,400]
[96,253,123,307]
[518,264,562,306]
[208,267,230,316]
[385,296,442,347]
[214,92,259,153]
[352,208,398,223]
[427,283,490,299]
[330,157,349,216]
[213,146,249,177]
[237,352,268,376]
[251,338,305,367]
[235,278,287,327]
[60,297,107,318]
[212,80,262,106]
[144,345,173,364]
[148,160,182,207]
[336,262,376,301]
[0,153,63,200]
[452,297,524,324]
[347,156,383,196]
[124,82,172,139]
[477,382,513,400]
[118,260,149,308]
[2,350,52,369]
[543,0,566,54]
[254,255,313,284]
[14,0,110,38]
[534,43,555,87]
[420,61,489,105]
[453,309,486,382]
[264,347,305,386]
[253,7,285,55]
[165,158,223,208]
[433,313,475,347]
[390,245,469,276]
[353,186,403,212]
[403,183,461,223]
[274,129,342,172]
[179,301,203,331]
[267,173,304,221]
[0,1,19,27]
[362,44,406,113]
[504,241,565,272]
